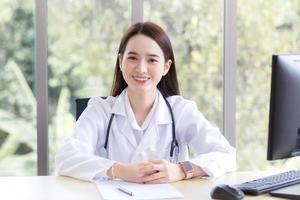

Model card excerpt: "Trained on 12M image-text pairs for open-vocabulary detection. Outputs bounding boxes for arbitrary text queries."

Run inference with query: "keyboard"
[235,170,300,195]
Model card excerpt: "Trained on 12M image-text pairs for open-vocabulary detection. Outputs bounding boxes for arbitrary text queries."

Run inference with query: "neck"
[127,89,156,126]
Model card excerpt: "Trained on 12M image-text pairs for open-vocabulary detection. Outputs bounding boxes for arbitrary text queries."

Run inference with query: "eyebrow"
[127,51,160,58]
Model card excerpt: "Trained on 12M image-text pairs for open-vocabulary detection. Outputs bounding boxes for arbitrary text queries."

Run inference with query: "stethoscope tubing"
[103,95,179,160]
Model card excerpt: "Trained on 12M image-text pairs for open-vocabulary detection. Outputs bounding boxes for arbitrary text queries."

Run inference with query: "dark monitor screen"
[267,54,300,160]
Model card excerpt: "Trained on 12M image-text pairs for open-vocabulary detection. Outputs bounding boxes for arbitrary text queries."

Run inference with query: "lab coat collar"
[110,89,127,116]
[110,88,173,150]
[110,88,172,125]
[110,89,137,147]
[155,90,173,125]
[133,91,173,157]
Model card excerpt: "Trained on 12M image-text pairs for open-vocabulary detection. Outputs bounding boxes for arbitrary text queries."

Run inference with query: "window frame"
[35,0,237,175]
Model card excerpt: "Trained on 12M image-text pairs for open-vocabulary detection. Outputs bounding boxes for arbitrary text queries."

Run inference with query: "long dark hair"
[110,22,180,97]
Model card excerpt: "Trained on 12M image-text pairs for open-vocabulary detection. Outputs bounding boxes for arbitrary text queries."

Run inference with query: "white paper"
[96,180,184,200]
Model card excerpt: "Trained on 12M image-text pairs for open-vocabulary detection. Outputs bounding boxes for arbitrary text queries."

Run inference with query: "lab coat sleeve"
[55,98,115,182]
[175,100,236,178]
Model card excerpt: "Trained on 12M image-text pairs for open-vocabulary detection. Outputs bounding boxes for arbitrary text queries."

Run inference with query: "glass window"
[0,1,36,175]
[48,0,130,174]
[237,0,300,170]
[144,0,224,130]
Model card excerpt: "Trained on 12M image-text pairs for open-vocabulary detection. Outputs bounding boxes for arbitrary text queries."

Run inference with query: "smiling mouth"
[132,75,150,83]
[132,76,150,82]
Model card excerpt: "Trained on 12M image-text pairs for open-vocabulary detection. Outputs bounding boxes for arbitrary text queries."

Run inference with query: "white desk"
[0,171,285,200]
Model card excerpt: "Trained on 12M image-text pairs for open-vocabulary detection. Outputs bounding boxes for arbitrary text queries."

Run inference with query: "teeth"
[133,76,149,81]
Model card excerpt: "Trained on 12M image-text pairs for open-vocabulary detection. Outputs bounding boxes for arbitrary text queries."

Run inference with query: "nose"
[136,59,147,73]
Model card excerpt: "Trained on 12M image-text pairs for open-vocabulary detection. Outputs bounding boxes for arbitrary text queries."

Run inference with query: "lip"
[132,75,150,84]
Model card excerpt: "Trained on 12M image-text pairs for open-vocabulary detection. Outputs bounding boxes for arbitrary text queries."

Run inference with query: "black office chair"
[75,97,108,120]
[75,98,90,120]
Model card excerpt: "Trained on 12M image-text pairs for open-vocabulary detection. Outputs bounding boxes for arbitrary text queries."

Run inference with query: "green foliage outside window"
[0,0,299,175]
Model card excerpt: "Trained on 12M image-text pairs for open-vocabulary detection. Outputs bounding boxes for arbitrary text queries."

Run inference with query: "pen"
[117,186,134,196]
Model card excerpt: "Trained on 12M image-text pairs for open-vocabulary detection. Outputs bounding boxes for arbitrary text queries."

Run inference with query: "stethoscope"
[102,95,179,163]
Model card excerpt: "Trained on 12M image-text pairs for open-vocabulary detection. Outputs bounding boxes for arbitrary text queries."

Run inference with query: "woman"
[56,22,236,183]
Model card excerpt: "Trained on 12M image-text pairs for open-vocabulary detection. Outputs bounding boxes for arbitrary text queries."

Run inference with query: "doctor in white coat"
[56,22,236,183]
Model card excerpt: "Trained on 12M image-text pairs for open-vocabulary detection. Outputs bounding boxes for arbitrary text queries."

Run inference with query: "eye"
[148,58,158,63]
[127,56,137,60]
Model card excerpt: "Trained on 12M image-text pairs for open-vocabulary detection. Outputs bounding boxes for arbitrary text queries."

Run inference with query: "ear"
[118,54,123,70]
[163,59,172,76]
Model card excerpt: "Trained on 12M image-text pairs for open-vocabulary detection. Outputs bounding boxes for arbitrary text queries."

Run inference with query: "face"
[119,34,171,96]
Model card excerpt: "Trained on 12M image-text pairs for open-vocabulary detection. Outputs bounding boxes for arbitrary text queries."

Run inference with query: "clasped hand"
[113,159,185,184]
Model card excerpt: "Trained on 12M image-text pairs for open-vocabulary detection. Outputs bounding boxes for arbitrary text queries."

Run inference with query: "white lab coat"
[55,88,236,182]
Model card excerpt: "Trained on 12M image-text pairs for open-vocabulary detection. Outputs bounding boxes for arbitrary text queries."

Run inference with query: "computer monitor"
[267,54,300,160]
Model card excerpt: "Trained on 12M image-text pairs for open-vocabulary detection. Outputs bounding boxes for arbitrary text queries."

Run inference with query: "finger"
[139,163,164,173]
[136,161,154,171]
[133,164,155,178]
[140,168,157,175]
[141,171,165,183]
[139,166,157,176]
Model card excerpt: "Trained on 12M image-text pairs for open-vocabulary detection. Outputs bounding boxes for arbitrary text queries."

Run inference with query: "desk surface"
[0,171,285,200]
